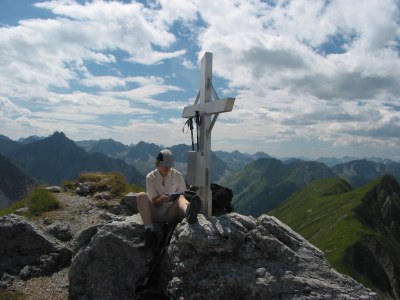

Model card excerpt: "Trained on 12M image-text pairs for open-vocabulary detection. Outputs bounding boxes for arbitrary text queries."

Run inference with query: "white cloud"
[189,0,400,156]
[36,0,188,64]
[0,0,399,159]
[0,0,188,99]
[81,76,127,90]
[181,58,196,70]
[0,97,30,116]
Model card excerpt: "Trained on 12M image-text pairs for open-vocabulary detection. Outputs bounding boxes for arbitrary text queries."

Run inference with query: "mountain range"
[1,132,400,298]
[332,159,400,187]
[227,158,337,216]
[76,138,230,182]
[0,153,36,208]
[270,175,400,299]
[73,137,400,191]
[1,132,400,217]
[228,157,400,217]
[0,132,145,189]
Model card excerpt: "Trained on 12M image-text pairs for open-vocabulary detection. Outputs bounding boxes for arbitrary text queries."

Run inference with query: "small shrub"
[62,180,75,191]
[77,172,134,198]
[0,187,60,217]
[110,184,126,198]
[126,184,144,193]
[108,173,127,197]
[27,188,61,216]
[77,172,104,183]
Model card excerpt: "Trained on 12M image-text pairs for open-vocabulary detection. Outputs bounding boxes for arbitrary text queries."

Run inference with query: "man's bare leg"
[166,195,189,222]
[136,192,157,227]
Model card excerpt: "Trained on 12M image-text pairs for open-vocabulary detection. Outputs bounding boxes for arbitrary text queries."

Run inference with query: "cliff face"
[352,175,400,299]
[356,175,400,239]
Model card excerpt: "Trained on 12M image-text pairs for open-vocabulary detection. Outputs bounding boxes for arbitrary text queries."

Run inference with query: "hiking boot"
[186,195,201,224]
[144,229,158,250]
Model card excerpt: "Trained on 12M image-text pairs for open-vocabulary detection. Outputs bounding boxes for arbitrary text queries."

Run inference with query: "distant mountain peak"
[357,174,400,231]
[50,131,67,139]
[0,134,12,141]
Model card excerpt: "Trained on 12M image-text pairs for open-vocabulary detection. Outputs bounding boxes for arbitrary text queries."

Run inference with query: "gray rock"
[72,225,99,253]
[94,192,111,200]
[45,222,72,242]
[164,214,377,299]
[68,213,376,300]
[106,204,123,215]
[122,192,138,213]
[13,207,28,215]
[0,214,72,282]
[68,215,151,300]
[45,186,61,193]
[76,183,93,196]
[43,216,52,225]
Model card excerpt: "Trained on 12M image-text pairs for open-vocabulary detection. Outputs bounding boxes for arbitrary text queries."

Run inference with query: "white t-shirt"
[146,168,186,199]
[146,168,186,222]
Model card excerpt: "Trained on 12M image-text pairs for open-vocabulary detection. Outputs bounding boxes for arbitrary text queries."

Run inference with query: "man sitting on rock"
[136,149,201,249]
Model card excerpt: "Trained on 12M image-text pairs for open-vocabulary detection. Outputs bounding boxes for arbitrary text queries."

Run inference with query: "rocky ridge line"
[1,191,377,299]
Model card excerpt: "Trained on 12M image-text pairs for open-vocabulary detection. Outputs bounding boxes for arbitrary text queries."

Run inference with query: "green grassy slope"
[270,178,374,272]
[229,158,336,216]
[270,176,400,298]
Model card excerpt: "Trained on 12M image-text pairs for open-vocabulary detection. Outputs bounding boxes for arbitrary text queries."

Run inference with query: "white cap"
[156,149,174,167]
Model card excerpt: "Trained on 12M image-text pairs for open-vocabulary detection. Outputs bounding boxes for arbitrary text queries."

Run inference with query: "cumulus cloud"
[0,97,31,116]
[193,0,400,156]
[0,0,399,159]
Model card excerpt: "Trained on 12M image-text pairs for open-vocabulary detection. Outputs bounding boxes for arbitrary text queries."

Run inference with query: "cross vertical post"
[182,52,235,217]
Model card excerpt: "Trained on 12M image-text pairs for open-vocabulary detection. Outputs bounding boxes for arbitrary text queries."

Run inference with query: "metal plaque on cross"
[182,52,235,217]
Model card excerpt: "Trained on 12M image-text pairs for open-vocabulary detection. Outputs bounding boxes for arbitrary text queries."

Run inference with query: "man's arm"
[176,172,186,193]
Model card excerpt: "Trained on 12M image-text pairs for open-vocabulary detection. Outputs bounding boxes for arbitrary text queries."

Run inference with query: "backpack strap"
[135,222,178,299]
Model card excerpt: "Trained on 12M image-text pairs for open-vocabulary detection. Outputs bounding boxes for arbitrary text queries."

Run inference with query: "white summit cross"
[182,52,235,217]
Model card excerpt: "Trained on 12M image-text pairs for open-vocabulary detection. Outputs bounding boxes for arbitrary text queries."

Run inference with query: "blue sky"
[1,0,400,160]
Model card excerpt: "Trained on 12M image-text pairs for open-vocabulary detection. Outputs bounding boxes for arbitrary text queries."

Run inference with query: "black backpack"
[184,184,233,216]
[211,183,234,216]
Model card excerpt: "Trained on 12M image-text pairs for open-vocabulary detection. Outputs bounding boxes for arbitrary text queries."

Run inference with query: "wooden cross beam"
[182,52,235,216]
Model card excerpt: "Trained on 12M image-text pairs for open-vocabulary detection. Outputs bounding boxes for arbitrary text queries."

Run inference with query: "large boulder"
[68,214,153,300]
[166,214,377,299]
[68,213,376,300]
[0,214,72,283]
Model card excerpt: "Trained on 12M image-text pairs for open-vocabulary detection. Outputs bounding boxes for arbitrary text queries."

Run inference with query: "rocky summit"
[1,195,376,299]
[67,214,375,299]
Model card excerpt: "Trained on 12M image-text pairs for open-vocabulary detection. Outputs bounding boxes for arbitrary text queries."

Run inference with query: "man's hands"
[154,194,170,206]
[169,192,181,202]
[153,193,181,206]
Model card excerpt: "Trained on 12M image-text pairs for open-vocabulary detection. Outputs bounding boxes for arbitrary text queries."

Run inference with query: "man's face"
[158,164,171,177]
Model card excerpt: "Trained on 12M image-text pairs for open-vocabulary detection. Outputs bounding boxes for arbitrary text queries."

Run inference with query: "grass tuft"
[0,187,61,217]
[77,172,144,198]
[27,188,61,216]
